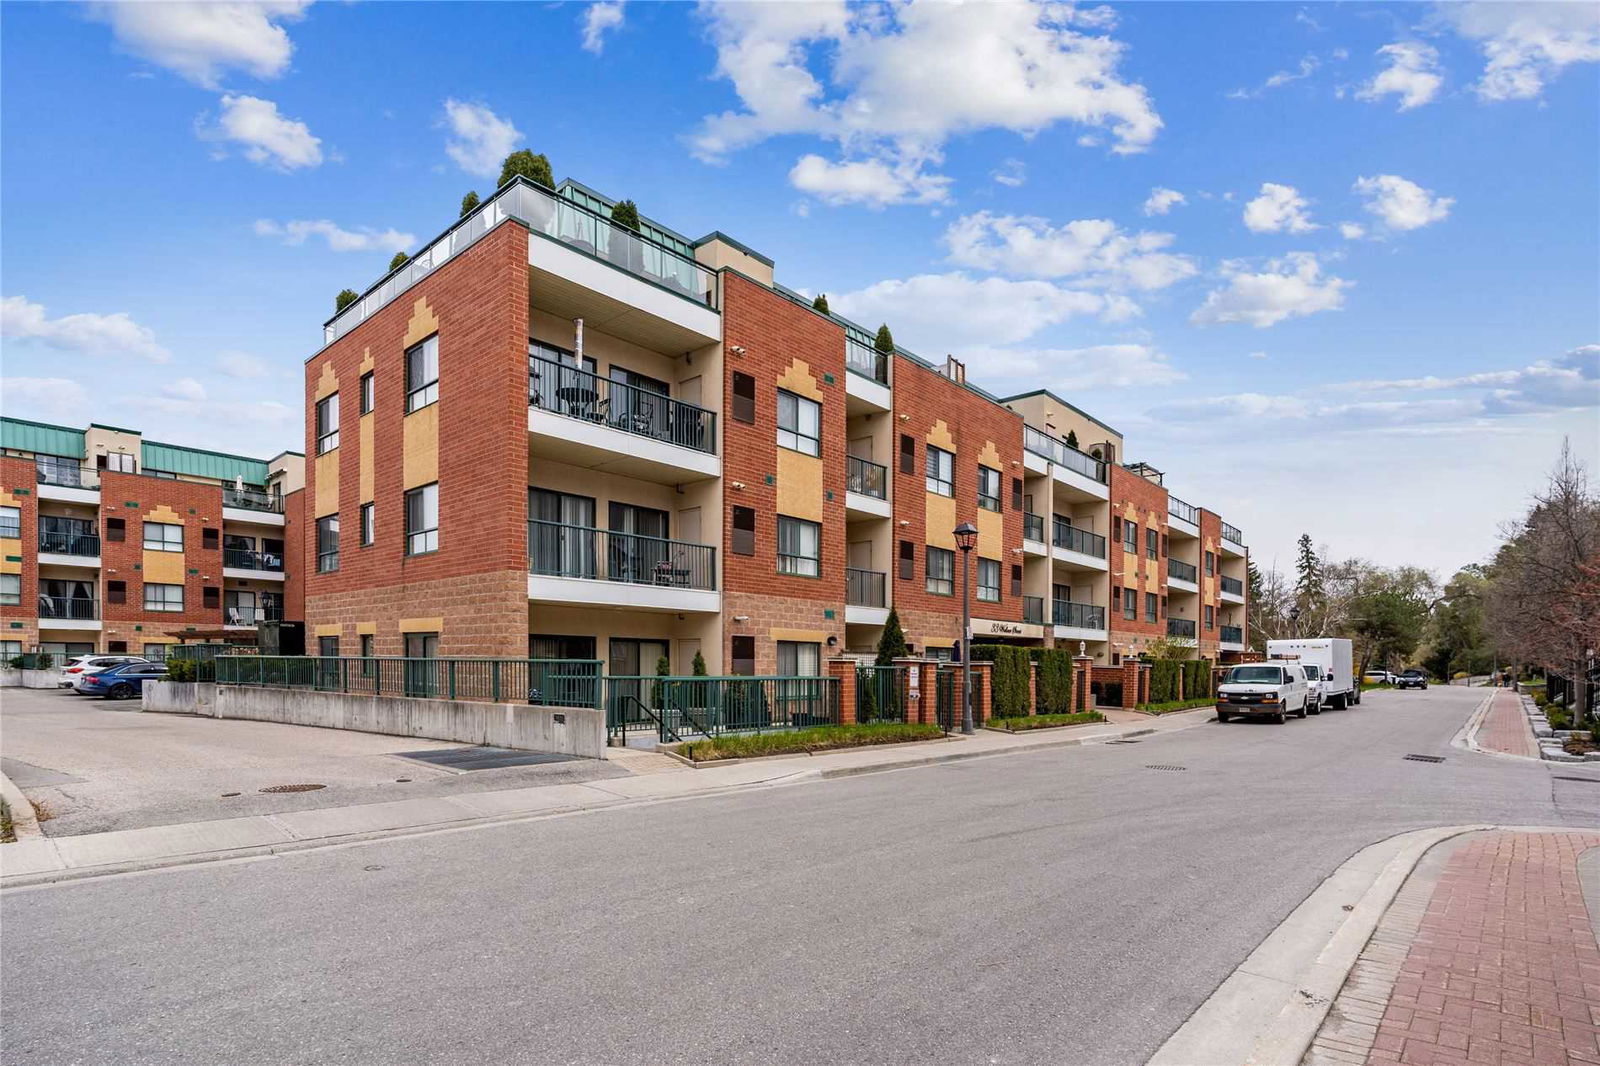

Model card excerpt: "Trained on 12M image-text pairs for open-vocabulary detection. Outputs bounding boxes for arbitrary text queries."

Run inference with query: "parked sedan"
[1395,669,1429,690]
[77,660,167,700]
[1362,670,1395,686]
[59,654,148,689]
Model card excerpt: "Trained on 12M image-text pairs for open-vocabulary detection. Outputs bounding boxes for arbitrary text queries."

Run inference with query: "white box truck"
[1266,638,1358,709]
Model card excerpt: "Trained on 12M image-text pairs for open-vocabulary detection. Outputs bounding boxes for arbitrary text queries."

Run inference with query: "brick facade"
[1107,464,1169,659]
[0,455,39,650]
[98,471,227,651]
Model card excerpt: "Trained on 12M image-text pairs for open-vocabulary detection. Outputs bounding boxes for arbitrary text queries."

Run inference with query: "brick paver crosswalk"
[1477,690,1540,759]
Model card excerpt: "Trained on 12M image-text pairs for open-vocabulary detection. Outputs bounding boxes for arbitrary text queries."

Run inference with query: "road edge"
[1145,823,1493,1066]
[0,767,45,841]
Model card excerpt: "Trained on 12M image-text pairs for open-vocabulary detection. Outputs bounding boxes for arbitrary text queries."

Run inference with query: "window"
[730,635,756,676]
[106,517,125,543]
[405,632,438,658]
[316,393,340,453]
[731,507,755,556]
[0,506,17,539]
[1205,551,1215,576]
[1147,528,1158,560]
[899,434,916,475]
[1160,534,1168,557]
[107,581,126,604]
[1123,521,1138,554]
[1161,596,1168,618]
[977,466,1001,512]
[977,558,1001,602]
[202,527,219,551]
[1012,478,1024,512]
[406,334,439,412]
[0,641,20,660]
[317,515,340,572]
[318,636,340,657]
[107,641,128,653]
[776,516,820,577]
[1205,605,1215,630]
[926,546,954,595]
[776,390,820,456]
[0,574,18,606]
[405,484,438,555]
[731,372,756,424]
[899,540,915,581]
[1145,592,1157,623]
[203,586,220,609]
[143,521,183,552]
[149,470,176,480]
[1123,587,1137,621]
[360,502,375,547]
[100,452,136,473]
[360,371,375,414]
[144,583,184,612]
[1112,515,1122,542]
[359,634,375,673]
[925,446,953,497]
[776,640,821,677]
[1011,564,1023,597]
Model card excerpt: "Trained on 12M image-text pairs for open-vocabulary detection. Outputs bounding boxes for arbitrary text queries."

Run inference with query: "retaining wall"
[1,669,61,690]
[142,681,219,716]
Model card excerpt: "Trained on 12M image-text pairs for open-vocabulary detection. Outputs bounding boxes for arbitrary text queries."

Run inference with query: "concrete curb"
[0,767,44,841]
[1453,691,1514,759]
[818,727,1159,778]
[1147,824,1494,1066]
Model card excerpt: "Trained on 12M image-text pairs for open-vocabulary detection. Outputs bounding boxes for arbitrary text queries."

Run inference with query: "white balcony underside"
[1024,452,1049,476]
[37,553,99,569]
[845,492,891,520]
[1051,546,1109,572]
[224,566,286,583]
[1050,466,1109,501]
[38,618,100,631]
[845,604,890,626]
[1220,590,1245,604]
[528,573,720,614]
[1022,538,1048,557]
[528,234,721,351]
[1168,516,1199,539]
[1168,576,1199,594]
[844,373,892,413]
[1220,640,1245,652]
[1221,537,1246,558]
[223,507,286,527]
[36,484,98,505]
[529,407,720,483]
[1053,624,1108,643]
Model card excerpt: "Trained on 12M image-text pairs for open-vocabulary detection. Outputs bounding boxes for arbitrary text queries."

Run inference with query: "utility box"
[257,621,305,657]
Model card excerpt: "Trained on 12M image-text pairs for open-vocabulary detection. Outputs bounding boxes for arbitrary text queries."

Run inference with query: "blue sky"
[2,0,1596,578]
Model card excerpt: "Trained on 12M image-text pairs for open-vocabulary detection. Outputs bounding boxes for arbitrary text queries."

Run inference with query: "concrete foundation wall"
[142,681,219,715]
[213,685,605,759]
[1,669,60,689]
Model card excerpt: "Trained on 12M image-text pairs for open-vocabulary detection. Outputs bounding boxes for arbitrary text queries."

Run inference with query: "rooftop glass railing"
[845,339,889,385]
[1023,595,1045,625]
[1022,513,1045,542]
[1168,496,1199,524]
[224,487,284,514]
[1022,425,1106,483]
[36,460,94,489]
[1222,521,1245,545]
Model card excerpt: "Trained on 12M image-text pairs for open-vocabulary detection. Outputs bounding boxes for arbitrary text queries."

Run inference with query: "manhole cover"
[1145,764,1187,771]
[259,783,327,793]
[1403,754,1445,763]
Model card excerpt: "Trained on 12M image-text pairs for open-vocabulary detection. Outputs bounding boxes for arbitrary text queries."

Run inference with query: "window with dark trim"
[405,334,439,413]
[107,580,127,605]
[925,546,954,595]
[731,507,756,556]
[898,540,914,581]
[1205,605,1215,629]
[1123,521,1138,554]
[731,372,756,424]
[317,515,340,573]
[360,371,375,414]
[1010,564,1023,597]
[776,389,821,456]
[776,516,820,577]
[202,527,219,551]
[1146,528,1158,561]
[1205,551,1215,576]
[405,483,439,555]
[977,465,1001,511]
[1112,515,1122,542]
[360,502,375,547]
[108,641,128,654]
[899,434,915,475]
[1145,592,1157,623]
[925,446,954,497]
[1161,596,1168,618]
[316,393,340,453]
[203,586,220,610]
[1011,477,1024,512]
[1122,587,1137,620]
[977,558,1000,602]
[1160,534,1168,557]
[730,635,756,676]
[106,517,125,543]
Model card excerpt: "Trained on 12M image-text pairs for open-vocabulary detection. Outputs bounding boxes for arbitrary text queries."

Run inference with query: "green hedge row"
[1148,661,1182,704]
[969,645,1077,716]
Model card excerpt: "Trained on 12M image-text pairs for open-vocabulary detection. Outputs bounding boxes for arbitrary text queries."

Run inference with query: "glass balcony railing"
[1023,513,1045,542]
[528,521,716,591]
[38,530,99,557]
[1221,625,1244,644]
[845,339,889,385]
[1222,522,1245,545]
[39,595,98,620]
[325,179,719,346]
[224,487,284,513]
[1221,576,1244,597]
[1052,600,1105,630]
[1023,426,1107,483]
[846,567,886,608]
[847,455,887,500]
[1168,496,1199,524]
[1167,618,1198,639]
[1051,518,1107,558]
[36,462,94,489]
[1169,559,1198,583]
[225,547,285,572]
[1023,595,1044,625]
[528,354,717,456]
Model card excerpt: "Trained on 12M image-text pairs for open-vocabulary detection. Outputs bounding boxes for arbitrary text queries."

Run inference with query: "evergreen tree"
[609,199,641,232]
[812,293,830,314]
[691,650,708,676]
[459,190,480,217]
[388,251,410,273]
[1065,429,1079,450]
[873,323,895,354]
[1294,533,1324,628]
[498,149,554,189]
[876,608,909,665]
[335,289,358,312]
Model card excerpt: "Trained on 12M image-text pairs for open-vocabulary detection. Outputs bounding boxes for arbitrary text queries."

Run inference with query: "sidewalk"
[1475,690,1542,760]
[1307,830,1600,1066]
[0,706,1212,887]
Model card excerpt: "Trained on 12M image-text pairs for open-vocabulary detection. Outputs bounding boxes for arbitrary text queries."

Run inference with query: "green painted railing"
[605,675,841,742]
[856,665,906,724]
[215,656,604,706]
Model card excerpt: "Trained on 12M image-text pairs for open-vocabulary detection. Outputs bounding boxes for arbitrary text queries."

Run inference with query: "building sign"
[971,618,1045,640]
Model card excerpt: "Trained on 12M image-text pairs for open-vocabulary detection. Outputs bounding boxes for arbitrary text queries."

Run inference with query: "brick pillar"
[828,658,857,726]
[970,661,992,725]
[1074,655,1093,713]
[1028,660,1039,716]
[1121,658,1143,709]
[895,657,929,724]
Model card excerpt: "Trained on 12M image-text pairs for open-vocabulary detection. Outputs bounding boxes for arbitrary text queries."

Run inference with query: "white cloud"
[992,158,1027,187]
[1357,42,1444,111]
[217,351,270,379]
[963,343,1185,389]
[86,0,309,88]
[254,218,415,253]
[1353,174,1453,231]
[0,377,91,421]
[1248,350,1269,359]
[1190,252,1351,328]
[788,153,950,207]
[443,99,521,179]
[1142,187,1186,216]
[1228,55,1319,99]
[831,272,1118,350]
[1439,2,1600,102]
[1242,182,1318,234]
[161,378,208,403]
[1339,221,1367,240]
[581,2,625,54]
[943,211,1197,291]
[200,94,322,170]
[692,0,1162,204]
[1,295,171,363]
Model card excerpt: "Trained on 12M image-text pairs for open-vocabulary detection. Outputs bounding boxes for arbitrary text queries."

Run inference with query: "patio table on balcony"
[555,386,603,421]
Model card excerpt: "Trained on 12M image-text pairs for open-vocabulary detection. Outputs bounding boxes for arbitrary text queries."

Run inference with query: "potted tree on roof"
[499,150,556,232]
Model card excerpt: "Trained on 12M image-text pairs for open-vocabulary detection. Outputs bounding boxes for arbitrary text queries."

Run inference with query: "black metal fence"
[528,354,717,454]
[528,520,717,591]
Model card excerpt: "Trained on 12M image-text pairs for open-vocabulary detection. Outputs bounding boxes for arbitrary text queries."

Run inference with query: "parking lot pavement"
[0,686,630,836]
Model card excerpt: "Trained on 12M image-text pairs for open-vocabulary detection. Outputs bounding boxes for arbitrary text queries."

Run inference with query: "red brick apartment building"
[0,418,304,661]
[299,176,1249,676]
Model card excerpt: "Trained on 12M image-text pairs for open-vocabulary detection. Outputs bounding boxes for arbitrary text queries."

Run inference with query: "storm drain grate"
[395,746,582,772]
[1403,754,1446,764]
[1145,764,1187,772]
[259,783,326,793]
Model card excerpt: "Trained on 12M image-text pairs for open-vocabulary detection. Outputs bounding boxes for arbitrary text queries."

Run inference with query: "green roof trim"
[999,388,1123,439]
[0,417,86,459]
[141,441,269,485]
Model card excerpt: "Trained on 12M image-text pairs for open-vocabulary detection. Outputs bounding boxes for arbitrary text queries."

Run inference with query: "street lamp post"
[955,522,978,735]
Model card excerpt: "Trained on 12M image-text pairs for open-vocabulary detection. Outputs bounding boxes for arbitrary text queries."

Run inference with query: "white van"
[1266,638,1358,709]
[1216,661,1311,723]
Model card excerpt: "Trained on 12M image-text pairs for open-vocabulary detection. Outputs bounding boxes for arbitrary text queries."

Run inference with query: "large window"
[143,583,184,612]
[1145,592,1158,623]
[1205,605,1215,630]
[977,558,1001,602]
[977,465,1001,512]
[0,574,18,606]
[406,334,439,412]
[776,640,821,677]
[776,516,820,577]
[1123,520,1138,554]
[926,546,954,595]
[1146,528,1159,560]
[776,389,820,456]
[143,521,183,552]
[1205,551,1215,576]
[405,483,438,555]
[0,506,18,539]
[317,515,340,572]
[925,446,954,497]
[1123,587,1137,620]
[316,393,340,454]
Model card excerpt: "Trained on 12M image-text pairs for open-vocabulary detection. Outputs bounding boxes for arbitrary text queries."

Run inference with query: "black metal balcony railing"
[1023,425,1107,483]
[224,487,285,513]
[1052,519,1107,559]
[1167,618,1198,639]
[846,567,886,608]
[528,520,716,591]
[225,604,285,626]
[1023,513,1045,542]
[1052,600,1105,630]
[847,455,888,500]
[224,547,285,572]
[1221,625,1244,644]
[528,355,717,456]
[1221,576,1244,597]
[38,530,99,557]
[1222,521,1245,545]
[1169,559,1198,583]
[845,339,889,385]
[39,595,98,620]
[1023,595,1044,625]
[1168,496,1200,524]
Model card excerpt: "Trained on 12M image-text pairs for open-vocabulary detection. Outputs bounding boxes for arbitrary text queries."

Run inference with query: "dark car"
[77,660,168,700]
[1395,669,1429,690]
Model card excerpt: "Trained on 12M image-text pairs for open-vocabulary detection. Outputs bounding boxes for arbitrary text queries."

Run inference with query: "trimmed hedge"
[1148,660,1182,704]
[678,723,942,762]
[988,711,1103,731]
[1036,648,1075,714]
[1184,658,1213,699]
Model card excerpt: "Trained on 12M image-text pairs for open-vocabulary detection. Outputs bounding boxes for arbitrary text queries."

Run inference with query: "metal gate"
[856,665,905,723]
[934,667,985,732]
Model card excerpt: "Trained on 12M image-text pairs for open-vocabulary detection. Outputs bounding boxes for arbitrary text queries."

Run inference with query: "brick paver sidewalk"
[1310,831,1600,1066]
[1477,690,1540,759]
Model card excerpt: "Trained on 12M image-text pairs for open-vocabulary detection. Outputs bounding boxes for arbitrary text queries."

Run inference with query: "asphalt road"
[3,685,1596,1066]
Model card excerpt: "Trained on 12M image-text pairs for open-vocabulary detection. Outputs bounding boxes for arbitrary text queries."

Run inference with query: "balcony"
[846,567,889,626]
[224,547,287,580]
[1052,600,1106,638]
[37,529,99,563]
[1051,519,1108,570]
[846,455,891,519]
[35,463,99,504]
[1221,625,1244,647]
[1221,521,1246,556]
[843,338,892,413]
[1168,495,1200,537]
[222,487,286,528]
[1168,559,1198,591]
[225,604,284,627]
[1023,595,1044,625]
[528,520,718,613]
[1023,513,1045,545]
[39,595,99,627]
[1167,618,1197,640]
[528,354,720,483]
[1022,426,1108,500]
[1220,576,1245,603]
